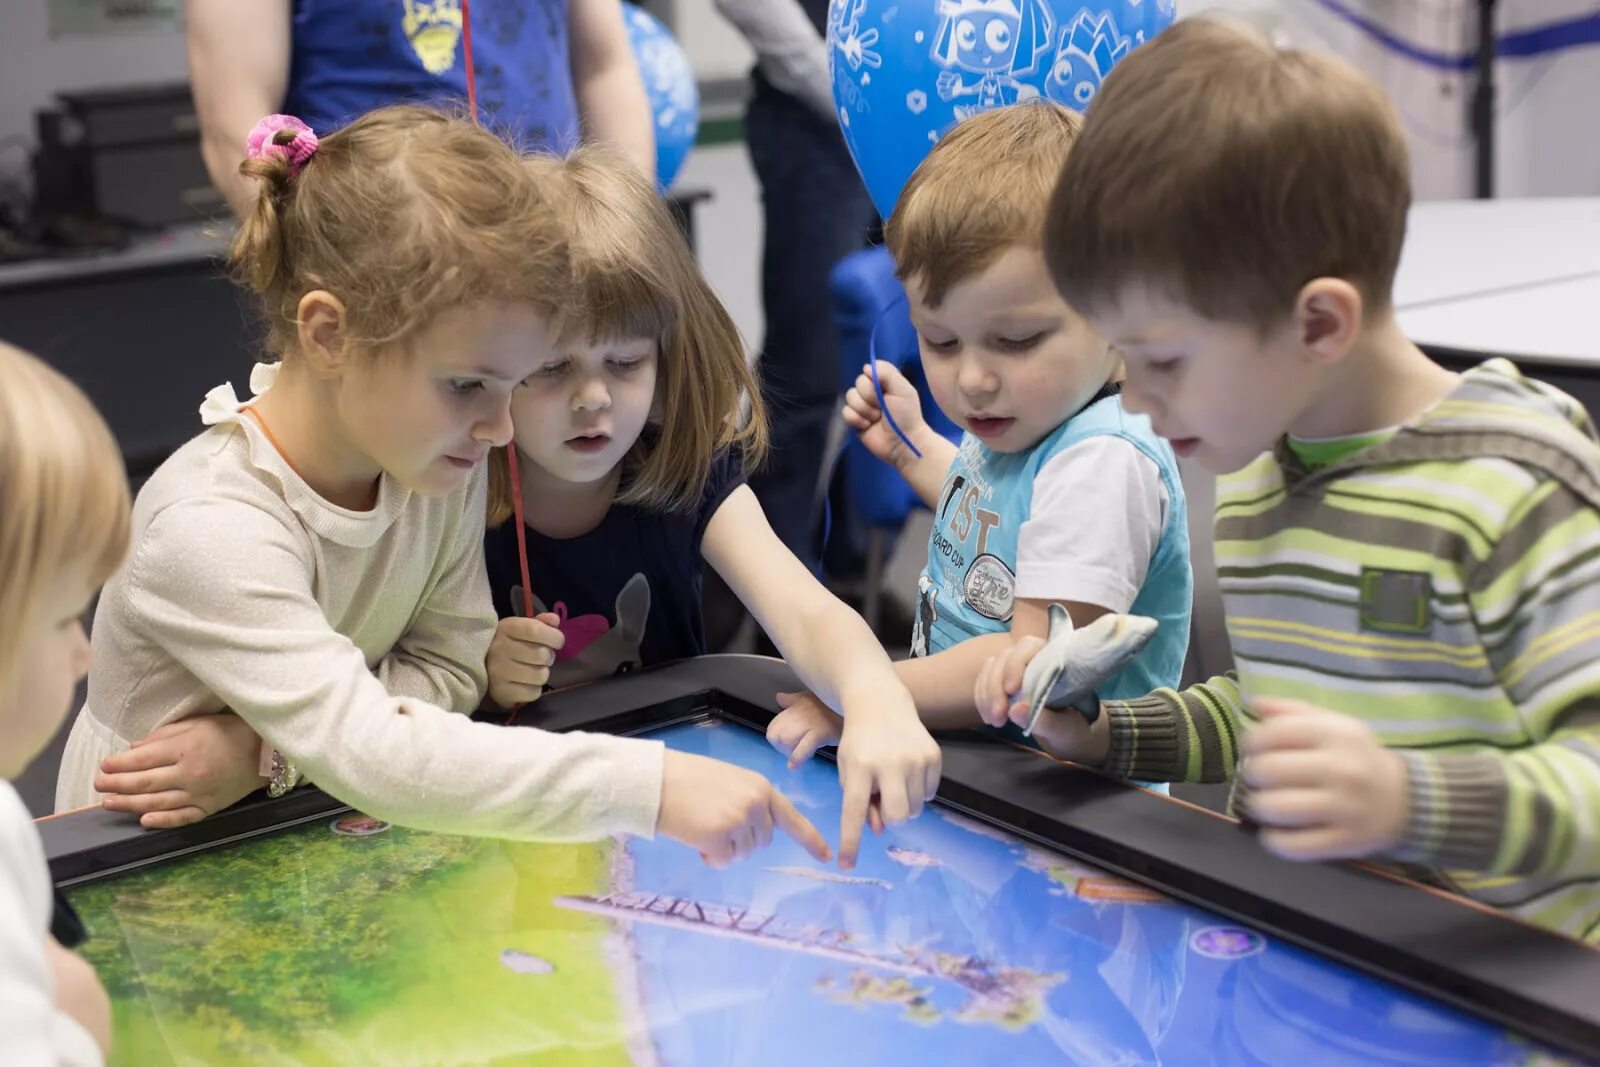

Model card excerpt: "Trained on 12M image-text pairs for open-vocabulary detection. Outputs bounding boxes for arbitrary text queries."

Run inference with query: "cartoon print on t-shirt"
[515,573,653,687]
[938,459,1008,620]
[912,572,939,658]
[963,553,1015,621]
[402,0,463,74]
[920,438,1018,652]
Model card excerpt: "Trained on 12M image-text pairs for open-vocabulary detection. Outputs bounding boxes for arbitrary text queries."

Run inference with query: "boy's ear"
[1293,278,1363,366]
[295,290,351,377]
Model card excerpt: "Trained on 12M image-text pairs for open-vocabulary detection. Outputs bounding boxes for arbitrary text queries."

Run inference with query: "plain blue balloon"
[829,0,1176,217]
[622,3,700,191]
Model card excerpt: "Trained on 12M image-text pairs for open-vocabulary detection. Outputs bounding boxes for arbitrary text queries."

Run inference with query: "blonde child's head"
[0,342,130,777]
[882,103,1116,454]
[230,105,575,499]
[488,147,766,522]
[231,104,570,360]
[1044,18,1414,474]
[887,100,1083,309]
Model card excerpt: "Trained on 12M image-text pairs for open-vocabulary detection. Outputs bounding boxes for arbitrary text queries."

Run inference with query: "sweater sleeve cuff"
[1392,750,1507,870]
[1103,692,1187,782]
[607,737,667,839]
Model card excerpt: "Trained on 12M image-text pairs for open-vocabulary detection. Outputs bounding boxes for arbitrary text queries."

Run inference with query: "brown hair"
[486,147,767,524]
[1046,17,1412,329]
[886,101,1084,308]
[231,104,570,359]
[0,342,130,689]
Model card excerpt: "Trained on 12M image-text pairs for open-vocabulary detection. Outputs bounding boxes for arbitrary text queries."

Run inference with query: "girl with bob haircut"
[484,148,942,867]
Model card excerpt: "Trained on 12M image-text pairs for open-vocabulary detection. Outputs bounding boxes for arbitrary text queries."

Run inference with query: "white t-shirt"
[1014,435,1169,612]
[0,781,103,1066]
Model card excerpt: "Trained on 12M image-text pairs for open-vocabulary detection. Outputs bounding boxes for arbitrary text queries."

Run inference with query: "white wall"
[1495,5,1600,199]
[0,3,189,150]
[672,0,755,83]
[1181,0,1600,199]
[675,141,763,354]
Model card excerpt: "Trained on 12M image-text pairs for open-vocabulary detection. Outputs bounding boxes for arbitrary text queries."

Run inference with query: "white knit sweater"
[56,365,663,841]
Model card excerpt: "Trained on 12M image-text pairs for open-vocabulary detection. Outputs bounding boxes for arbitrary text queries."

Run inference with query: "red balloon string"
[507,445,534,624]
[461,0,536,630]
[461,0,479,122]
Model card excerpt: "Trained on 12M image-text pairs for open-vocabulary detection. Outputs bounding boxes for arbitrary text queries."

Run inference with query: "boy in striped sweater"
[976,17,1600,942]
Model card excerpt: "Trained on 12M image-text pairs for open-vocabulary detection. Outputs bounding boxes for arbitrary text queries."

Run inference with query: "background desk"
[0,225,254,481]
[1394,198,1600,310]
[1396,197,1600,410]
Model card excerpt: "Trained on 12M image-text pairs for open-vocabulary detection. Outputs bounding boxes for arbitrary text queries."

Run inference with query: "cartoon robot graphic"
[1044,9,1133,110]
[931,0,1055,119]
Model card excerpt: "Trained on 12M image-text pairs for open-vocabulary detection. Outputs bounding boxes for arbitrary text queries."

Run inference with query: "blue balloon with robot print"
[622,3,700,190]
[829,0,1175,217]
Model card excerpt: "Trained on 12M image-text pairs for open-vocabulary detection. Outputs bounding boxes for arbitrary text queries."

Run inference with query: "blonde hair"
[231,104,571,359]
[1046,17,1412,329]
[886,102,1084,308]
[487,148,767,524]
[0,342,130,690]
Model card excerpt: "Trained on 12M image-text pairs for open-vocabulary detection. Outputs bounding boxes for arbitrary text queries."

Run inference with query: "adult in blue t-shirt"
[187,0,654,217]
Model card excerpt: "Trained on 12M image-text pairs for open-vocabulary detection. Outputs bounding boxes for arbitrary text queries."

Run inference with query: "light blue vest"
[914,393,1193,706]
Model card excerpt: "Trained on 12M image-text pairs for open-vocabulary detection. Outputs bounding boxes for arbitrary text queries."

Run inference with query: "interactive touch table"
[42,656,1600,1064]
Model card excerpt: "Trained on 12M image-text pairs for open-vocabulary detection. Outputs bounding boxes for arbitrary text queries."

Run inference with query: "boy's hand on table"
[1241,697,1409,861]
[975,635,1110,764]
[766,690,844,768]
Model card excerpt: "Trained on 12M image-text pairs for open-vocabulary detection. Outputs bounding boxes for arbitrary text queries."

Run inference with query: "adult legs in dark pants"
[744,83,878,575]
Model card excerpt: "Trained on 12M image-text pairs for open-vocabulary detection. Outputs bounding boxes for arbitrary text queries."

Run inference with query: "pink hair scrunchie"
[245,115,319,177]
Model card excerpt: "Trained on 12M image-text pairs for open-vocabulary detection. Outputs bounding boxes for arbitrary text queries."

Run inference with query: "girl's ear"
[295,290,350,378]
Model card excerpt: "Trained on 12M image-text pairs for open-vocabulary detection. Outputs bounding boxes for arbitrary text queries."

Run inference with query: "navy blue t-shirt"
[283,0,580,150]
[485,453,746,687]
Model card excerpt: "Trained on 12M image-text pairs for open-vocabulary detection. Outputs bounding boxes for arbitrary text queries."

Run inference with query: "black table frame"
[42,655,1600,1059]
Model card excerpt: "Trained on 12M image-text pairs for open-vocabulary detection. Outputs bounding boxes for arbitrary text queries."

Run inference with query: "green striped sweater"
[1103,359,1600,942]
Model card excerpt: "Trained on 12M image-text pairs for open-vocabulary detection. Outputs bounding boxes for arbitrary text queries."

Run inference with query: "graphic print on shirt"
[912,573,940,657]
[963,553,1015,621]
[402,0,463,74]
[929,445,1014,631]
[521,572,653,685]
